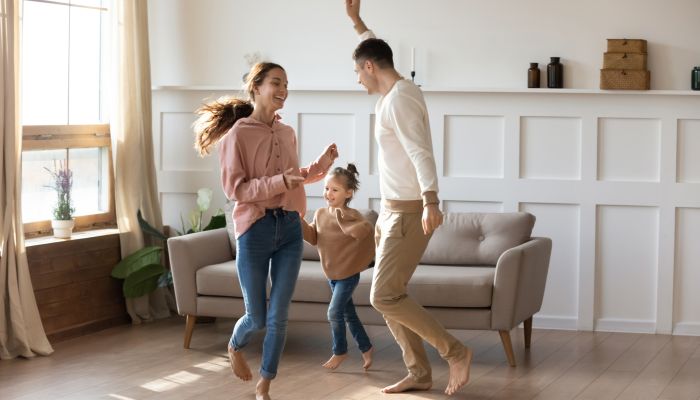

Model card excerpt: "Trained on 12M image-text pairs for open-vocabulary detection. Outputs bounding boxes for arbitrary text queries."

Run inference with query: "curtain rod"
[24,0,107,12]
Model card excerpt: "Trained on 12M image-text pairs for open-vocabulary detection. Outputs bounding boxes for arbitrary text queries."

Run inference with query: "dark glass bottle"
[547,57,563,88]
[528,62,540,88]
[692,67,700,91]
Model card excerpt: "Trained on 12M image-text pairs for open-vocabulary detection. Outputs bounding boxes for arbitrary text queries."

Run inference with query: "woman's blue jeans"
[229,209,303,380]
[327,273,372,355]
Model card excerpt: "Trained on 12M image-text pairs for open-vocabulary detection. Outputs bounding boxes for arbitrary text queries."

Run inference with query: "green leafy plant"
[111,188,226,298]
[44,160,75,220]
[111,211,169,298]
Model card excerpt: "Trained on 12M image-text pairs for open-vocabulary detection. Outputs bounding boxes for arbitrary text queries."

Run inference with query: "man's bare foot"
[361,347,374,370]
[445,347,473,396]
[322,353,348,370]
[381,375,432,393]
[256,378,271,400]
[227,345,252,381]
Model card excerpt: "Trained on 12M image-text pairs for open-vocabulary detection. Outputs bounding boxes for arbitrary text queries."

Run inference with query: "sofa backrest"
[420,212,535,266]
[302,208,378,261]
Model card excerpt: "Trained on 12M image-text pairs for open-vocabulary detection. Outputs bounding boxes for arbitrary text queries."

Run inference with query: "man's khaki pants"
[371,201,466,383]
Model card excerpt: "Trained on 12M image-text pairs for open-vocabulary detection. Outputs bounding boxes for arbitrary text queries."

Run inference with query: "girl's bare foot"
[381,375,432,393]
[361,347,374,370]
[227,345,252,381]
[322,353,348,370]
[445,347,472,396]
[256,377,271,400]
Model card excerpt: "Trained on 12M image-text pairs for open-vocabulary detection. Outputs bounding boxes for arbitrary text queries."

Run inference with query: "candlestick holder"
[411,70,415,82]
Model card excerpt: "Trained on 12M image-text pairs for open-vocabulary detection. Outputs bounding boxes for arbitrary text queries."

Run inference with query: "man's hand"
[422,203,443,235]
[283,168,305,190]
[345,0,368,34]
[345,0,361,22]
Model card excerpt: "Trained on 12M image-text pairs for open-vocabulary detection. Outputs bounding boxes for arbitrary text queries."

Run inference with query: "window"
[21,0,114,236]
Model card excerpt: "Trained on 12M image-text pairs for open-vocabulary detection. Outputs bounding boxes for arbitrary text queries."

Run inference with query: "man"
[345,0,472,396]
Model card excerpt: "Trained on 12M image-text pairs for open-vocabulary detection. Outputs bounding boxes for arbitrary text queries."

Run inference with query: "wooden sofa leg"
[184,314,197,349]
[524,317,533,349]
[499,330,516,367]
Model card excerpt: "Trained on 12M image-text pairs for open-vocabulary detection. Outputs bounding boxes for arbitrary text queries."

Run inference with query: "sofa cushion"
[421,212,535,266]
[197,260,242,297]
[196,259,494,309]
[352,264,494,308]
[302,208,379,262]
[293,260,332,301]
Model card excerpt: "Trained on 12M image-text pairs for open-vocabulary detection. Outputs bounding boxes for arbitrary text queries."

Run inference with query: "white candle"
[411,47,416,71]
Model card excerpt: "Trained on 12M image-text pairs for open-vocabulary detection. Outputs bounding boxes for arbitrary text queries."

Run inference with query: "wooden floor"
[2,317,700,400]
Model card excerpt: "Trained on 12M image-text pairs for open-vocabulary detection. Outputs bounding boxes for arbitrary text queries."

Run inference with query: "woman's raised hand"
[283,168,305,190]
[323,143,339,162]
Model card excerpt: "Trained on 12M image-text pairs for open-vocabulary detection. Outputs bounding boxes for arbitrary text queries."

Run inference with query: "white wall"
[148,0,700,90]
[148,0,700,336]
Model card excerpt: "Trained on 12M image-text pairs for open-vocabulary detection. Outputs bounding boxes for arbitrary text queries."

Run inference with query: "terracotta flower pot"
[52,219,75,239]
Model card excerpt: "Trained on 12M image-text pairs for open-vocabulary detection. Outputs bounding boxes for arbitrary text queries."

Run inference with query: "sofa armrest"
[167,228,234,315]
[490,237,552,330]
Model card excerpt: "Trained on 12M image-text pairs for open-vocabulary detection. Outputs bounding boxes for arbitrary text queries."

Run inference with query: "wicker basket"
[603,52,647,70]
[600,69,650,90]
[607,39,647,53]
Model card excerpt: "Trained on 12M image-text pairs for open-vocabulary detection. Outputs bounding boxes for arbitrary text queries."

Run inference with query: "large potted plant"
[45,161,75,239]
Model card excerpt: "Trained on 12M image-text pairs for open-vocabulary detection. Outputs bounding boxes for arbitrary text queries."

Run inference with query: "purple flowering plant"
[44,160,75,221]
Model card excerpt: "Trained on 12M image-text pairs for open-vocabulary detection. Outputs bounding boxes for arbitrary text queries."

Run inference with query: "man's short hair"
[353,38,394,69]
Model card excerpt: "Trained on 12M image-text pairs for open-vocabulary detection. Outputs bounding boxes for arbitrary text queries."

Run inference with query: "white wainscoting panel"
[520,203,580,330]
[443,200,503,213]
[520,116,581,180]
[298,113,355,194]
[444,115,504,178]
[673,208,700,335]
[596,205,659,333]
[161,192,196,234]
[677,119,700,183]
[161,112,213,172]
[597,118,661,182]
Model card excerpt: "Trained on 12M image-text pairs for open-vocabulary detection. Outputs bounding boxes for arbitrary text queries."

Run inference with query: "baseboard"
[532,315,578,330]
[47,315,131,343]
[594,318,656,333]
[673,322,700,336]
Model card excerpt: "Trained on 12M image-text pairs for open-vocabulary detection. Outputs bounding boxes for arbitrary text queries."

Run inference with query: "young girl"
[194,62,338,400]
[301,163,375,371]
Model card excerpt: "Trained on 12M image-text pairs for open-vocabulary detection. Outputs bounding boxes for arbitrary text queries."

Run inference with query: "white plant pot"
[52,219,75,239]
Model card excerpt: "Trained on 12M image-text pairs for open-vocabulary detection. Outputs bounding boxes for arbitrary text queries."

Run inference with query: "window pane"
[21,147,110,223]
[21,149,68,223]
[70,147,110,216]
[69,6,102,124]
[21,2,69,125]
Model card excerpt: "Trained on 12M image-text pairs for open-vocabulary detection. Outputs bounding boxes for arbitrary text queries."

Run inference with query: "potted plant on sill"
[45,161,75,239]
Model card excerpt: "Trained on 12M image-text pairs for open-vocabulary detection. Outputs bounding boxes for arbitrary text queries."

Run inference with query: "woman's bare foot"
[361,347,374,370]
[445,347,473,396]
[227,345,252,381]
[256,377,271,400]
[322,353,348,370]
[381,375,432,393]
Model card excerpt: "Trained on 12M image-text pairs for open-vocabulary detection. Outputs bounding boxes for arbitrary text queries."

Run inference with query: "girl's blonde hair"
[193,62,285,156]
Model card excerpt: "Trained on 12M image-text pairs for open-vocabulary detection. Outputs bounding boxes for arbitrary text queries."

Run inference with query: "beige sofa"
[168,211,551,367]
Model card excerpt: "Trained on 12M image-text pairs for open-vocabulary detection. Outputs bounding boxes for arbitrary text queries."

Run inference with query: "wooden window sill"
[25,228,120,248]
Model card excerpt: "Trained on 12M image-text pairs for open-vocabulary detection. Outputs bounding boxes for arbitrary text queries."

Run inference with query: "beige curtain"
[111,0,172,323]
[0,0,53,359]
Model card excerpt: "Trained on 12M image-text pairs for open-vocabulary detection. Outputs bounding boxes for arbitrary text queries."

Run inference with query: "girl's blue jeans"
[327,272,372,355]
[229,208,303,380]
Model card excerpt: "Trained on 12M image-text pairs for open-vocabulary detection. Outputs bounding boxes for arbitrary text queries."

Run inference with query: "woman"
[194,62,338,400]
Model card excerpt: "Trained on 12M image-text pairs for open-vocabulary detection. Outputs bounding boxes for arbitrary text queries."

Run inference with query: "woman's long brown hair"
[193,62,285,156]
